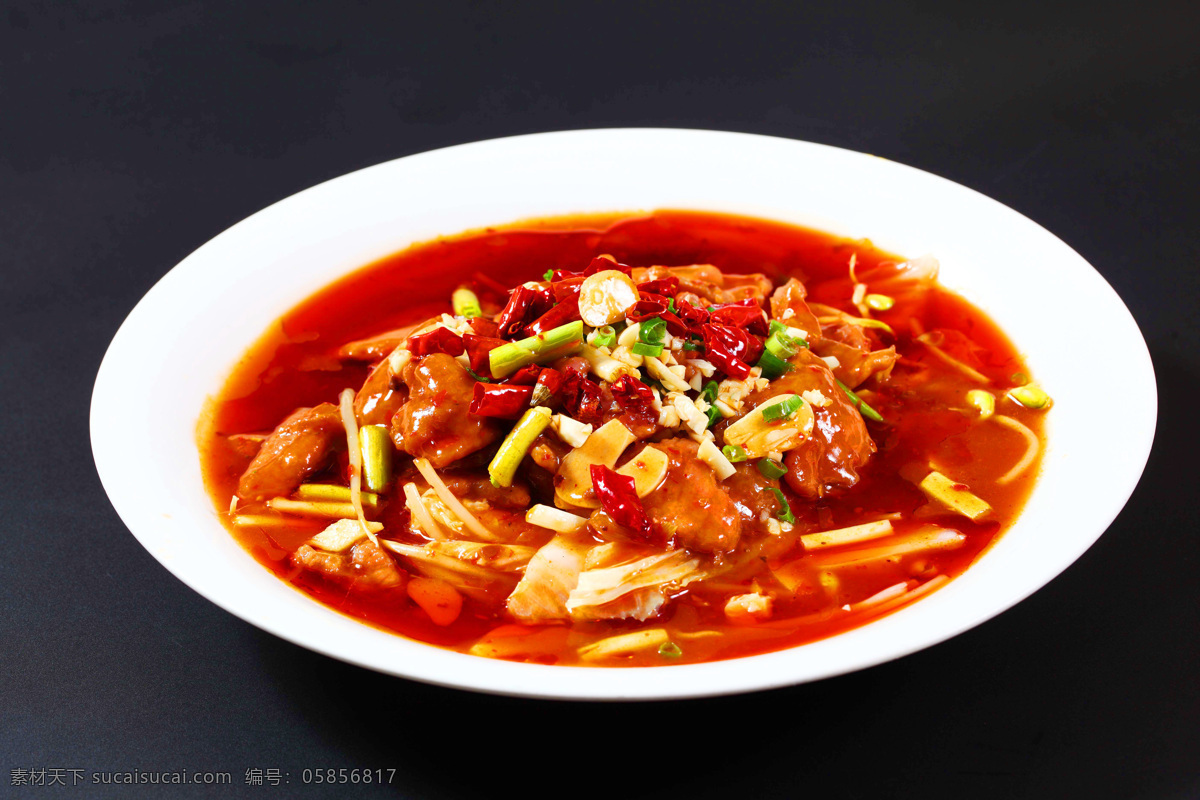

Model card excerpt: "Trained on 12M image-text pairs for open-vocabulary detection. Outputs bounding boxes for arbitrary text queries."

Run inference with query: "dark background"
[3,1,1196,798]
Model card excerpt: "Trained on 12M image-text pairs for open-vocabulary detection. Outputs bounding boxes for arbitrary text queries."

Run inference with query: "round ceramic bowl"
[91,129,1156,700]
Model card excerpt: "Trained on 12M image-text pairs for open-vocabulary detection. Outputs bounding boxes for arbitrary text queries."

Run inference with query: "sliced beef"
[236,403,343,500]
[392,353,501,468]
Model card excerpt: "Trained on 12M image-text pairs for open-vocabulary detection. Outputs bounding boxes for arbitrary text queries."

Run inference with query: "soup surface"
[199,210,1048,667]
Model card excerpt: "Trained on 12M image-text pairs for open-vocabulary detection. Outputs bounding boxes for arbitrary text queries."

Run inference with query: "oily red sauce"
[199,210,1044,666]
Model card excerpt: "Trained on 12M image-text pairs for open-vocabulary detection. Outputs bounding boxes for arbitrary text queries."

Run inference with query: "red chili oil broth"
[199,210,1044,667]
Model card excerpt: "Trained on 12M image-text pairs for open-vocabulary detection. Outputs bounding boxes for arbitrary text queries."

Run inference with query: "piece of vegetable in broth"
[916,470,992,521]
[554,419,637,508]
[489,320,585,379]
[488,406,553,488]
[1008,384,1052,409]
[359,424,393,493]
[451,287,483,318]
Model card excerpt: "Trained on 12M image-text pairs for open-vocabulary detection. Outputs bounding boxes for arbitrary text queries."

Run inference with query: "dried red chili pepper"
[495,285,554,338]
[551,276,585,302]
[609,375,655,414]
[590,464,655,542]
[504,365,542,386]
[701,323,763,380]
[467,315,500,338]
[406,326,465,357]
[462,334,507,375]
[561,365,603,424]
[626,292,688,335]
[637,276,679,296]
[608,374,658,429]
[532,367,563,406]
[584,255,632,276]
[469,382,534,419]
[709,299,769,335]
[674,297,709,331]
[524,295,581,337]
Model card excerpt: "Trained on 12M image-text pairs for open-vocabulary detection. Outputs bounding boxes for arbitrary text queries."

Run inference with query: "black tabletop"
[3,2,1196,798]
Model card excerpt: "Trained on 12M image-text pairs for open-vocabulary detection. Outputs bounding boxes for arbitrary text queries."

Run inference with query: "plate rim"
[90,127,1158,700]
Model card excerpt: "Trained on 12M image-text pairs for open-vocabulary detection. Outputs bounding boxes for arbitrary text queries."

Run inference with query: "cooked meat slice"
[769,278,823,344]
[746,350,875,499]
[236,403,343,500]
[632,264,772,305]
[337,322,423,361]
[722,459,783,536]
[392,353,501,468]
[636,438,742,553]
[291,540,407,592]
[354,358,407,427]
[811,337,897,389]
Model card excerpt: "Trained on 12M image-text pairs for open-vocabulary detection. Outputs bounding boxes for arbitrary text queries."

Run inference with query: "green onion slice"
[451,287,483,319]
[769,487,795,524]
[722,444,748,462]
[489,321,585,379]
[835,379,885,423]
[638,317,667,345]
[757,458,787,479]
[658,641,683,659]
[761,395,803,422]
[487,406,553,488]
[592,325,617,348]
[360,425,393,493]
[756,350,794,380]
[631,341,664,358]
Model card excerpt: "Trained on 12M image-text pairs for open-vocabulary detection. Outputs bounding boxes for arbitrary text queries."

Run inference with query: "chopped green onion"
[466,367,491,383]
[706,404,723,428]
[658,641,683,659]
[1011,372,1030,386]
[667,298,678,314]
[761,395,803,422]
[360,424,393,493]
[638,317,667,345]
[1008,384,1051,409]
[757,459,787,479]
[865,293,894,311]
[296,483,380,508]
[489,320,585,379]
[722,444,748,462]
[592,325,617,348]
[756,350,794,380]
[451,287,483,318]
[764,329,802,360]
[769,487,795,524]
[631,341,664,357]
[682,341,704,352]
[700,380,719,403]
[835,379,884,423]
[543,268,555,281]
[488,406,553,488]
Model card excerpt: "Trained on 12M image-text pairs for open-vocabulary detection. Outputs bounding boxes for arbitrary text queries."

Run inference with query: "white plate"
[90,129,1156,700]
